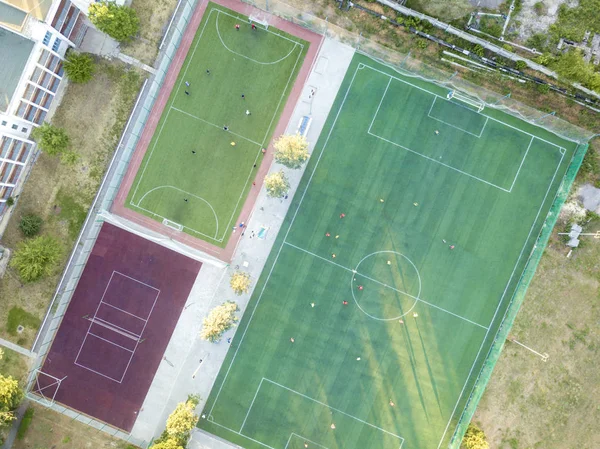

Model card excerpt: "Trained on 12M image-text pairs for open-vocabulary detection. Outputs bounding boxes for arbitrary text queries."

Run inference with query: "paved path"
[0,337,36,358]
[129,36,356,445]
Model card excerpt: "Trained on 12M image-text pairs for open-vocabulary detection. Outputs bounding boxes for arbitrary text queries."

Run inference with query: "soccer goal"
[163,218,183,231]
[249,14,269,30]
[447,90,485,112]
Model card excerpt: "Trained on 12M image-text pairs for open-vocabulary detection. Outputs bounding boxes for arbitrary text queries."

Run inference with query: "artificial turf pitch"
[199,54,580,449]
[125,3,307,247]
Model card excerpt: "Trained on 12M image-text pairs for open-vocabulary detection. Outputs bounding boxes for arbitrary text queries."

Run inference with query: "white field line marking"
[264,378,405,446]
[206,420,277,449]
[285,433,331,449]
[170,107,263,147]
[215,11,298,65]
[427,97,489,138]
[284,241,488,330]
[239,377,264,432]
[132,6,304,244]
[361,62,567,152]
[218,35,304,243]
[509,136,534,192]
[209,64,363,422]
[437,148,566,449]
[367,73,558,192]
[136,184,220,240]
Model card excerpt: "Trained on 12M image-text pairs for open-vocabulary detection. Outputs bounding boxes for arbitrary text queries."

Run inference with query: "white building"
[0,0,90,221]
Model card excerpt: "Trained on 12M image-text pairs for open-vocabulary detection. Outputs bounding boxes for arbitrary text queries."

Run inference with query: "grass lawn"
[13,403,139,449]
[199,54,580,449]
[0,61,143,346]
[125,3,308,247]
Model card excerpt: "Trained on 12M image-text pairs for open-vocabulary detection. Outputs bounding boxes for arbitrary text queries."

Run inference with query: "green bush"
[16,407,34,440]
[515,60,527,71]
[63,52,95,83]
[536,83,550,94]
[18,214,43,237]
[31,123,70,157]
[534,1,546,15]
[10,235,62,282]
[88,1,140,42]
[6,197,14,207]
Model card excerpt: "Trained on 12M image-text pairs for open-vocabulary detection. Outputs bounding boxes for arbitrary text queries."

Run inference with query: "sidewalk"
[128,36,356,446]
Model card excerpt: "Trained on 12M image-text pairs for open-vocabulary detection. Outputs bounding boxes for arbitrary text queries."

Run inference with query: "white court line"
[87,332,135,352]
[215,11,299,65]
[437,148,566,449]
[131,5,304,244]
[100,301,148,322]
[284,241,489,330]
[508,136,534,192]
[74,361,122,383]
[170,107,263,147]
[427,96,489,139]
[113,270,160,293]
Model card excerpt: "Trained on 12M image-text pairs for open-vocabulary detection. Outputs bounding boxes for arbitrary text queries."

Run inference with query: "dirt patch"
[474,230,600,449]
[0,60,143,347]
[121,0,179,66]
[13,403,138,449]
[516,0,576,40]
[406,0,476,20]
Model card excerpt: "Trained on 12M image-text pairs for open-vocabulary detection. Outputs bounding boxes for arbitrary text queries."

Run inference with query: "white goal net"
[447,90,485,112]
[249,14,269,30]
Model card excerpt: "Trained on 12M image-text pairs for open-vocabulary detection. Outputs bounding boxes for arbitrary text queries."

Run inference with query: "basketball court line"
[130,5,305,244]
[427,96,489,138]
[73,271,161,384]
[206,61,569,449]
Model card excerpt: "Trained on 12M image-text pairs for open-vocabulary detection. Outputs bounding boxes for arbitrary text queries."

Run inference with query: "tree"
[0,373,23,426]
[63,52,95,83]
[150,438,184,449]
[462,423,489,449]
[10,235,62,282]
[274,134,309,169]
[165,400,199,438]
[200,301,239,342]
[31,123,70,157]
[18,214,43,237]
[88,1,140,42]
[230,271,251,295]
[264,170,289,198]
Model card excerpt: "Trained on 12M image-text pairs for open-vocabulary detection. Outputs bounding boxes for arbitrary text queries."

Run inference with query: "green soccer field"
[199,54,580,449]
[126,3,307,247]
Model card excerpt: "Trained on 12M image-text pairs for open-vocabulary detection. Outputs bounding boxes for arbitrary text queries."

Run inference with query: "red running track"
[35,223,201,431]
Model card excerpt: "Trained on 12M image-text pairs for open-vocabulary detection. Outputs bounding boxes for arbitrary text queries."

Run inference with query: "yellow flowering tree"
[264,170,290,198]
[0,373,23,425]
[150,438,183,449]
[230,271,251,295]
[462,423,489,449]
[166,400,199,438]
[200,301,239,342]
[274,134,309,169]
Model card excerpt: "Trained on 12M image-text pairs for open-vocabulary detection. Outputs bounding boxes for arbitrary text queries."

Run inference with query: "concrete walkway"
[0,337,36,358]
[128,37,356,446]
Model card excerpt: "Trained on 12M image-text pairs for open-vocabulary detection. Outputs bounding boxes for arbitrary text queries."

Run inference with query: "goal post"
[447,90,485,112]
[249,14,269,30]
[162,218,183,231]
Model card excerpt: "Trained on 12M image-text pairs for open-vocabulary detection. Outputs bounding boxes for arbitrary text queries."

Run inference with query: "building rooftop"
[0,0,53,22]
[0,27,34,113]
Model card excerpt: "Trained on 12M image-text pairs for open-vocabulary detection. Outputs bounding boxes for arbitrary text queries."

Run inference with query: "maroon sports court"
[34,223,202,431]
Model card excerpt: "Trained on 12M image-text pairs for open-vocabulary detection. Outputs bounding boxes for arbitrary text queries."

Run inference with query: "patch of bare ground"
[122,0,179,66]
[474,191,600,448]
[13,403,139,449]
[0,59,143,347]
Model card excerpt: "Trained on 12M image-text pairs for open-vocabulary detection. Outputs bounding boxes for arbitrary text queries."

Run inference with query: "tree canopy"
[10,235,62,282]
[264,170,289,198]
[31,123,70,157]
[165,400,199,437]
[0,372,23,426]
[274,134,309,169]
[200,301,239,342]
[88,1,140,42]
[462,423,489,449]
[230,271,251,295]
[64,52,95,83]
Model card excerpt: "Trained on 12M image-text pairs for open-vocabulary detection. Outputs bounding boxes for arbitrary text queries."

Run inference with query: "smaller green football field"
[126,3,307,247]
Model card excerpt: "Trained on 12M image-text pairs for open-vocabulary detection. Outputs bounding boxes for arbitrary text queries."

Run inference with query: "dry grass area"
[13,403,138,449]
[405,0,475,20]
[122,0,179,66]
[0,59,143,347]
[474,141,600,449]
[0,347,30,384]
